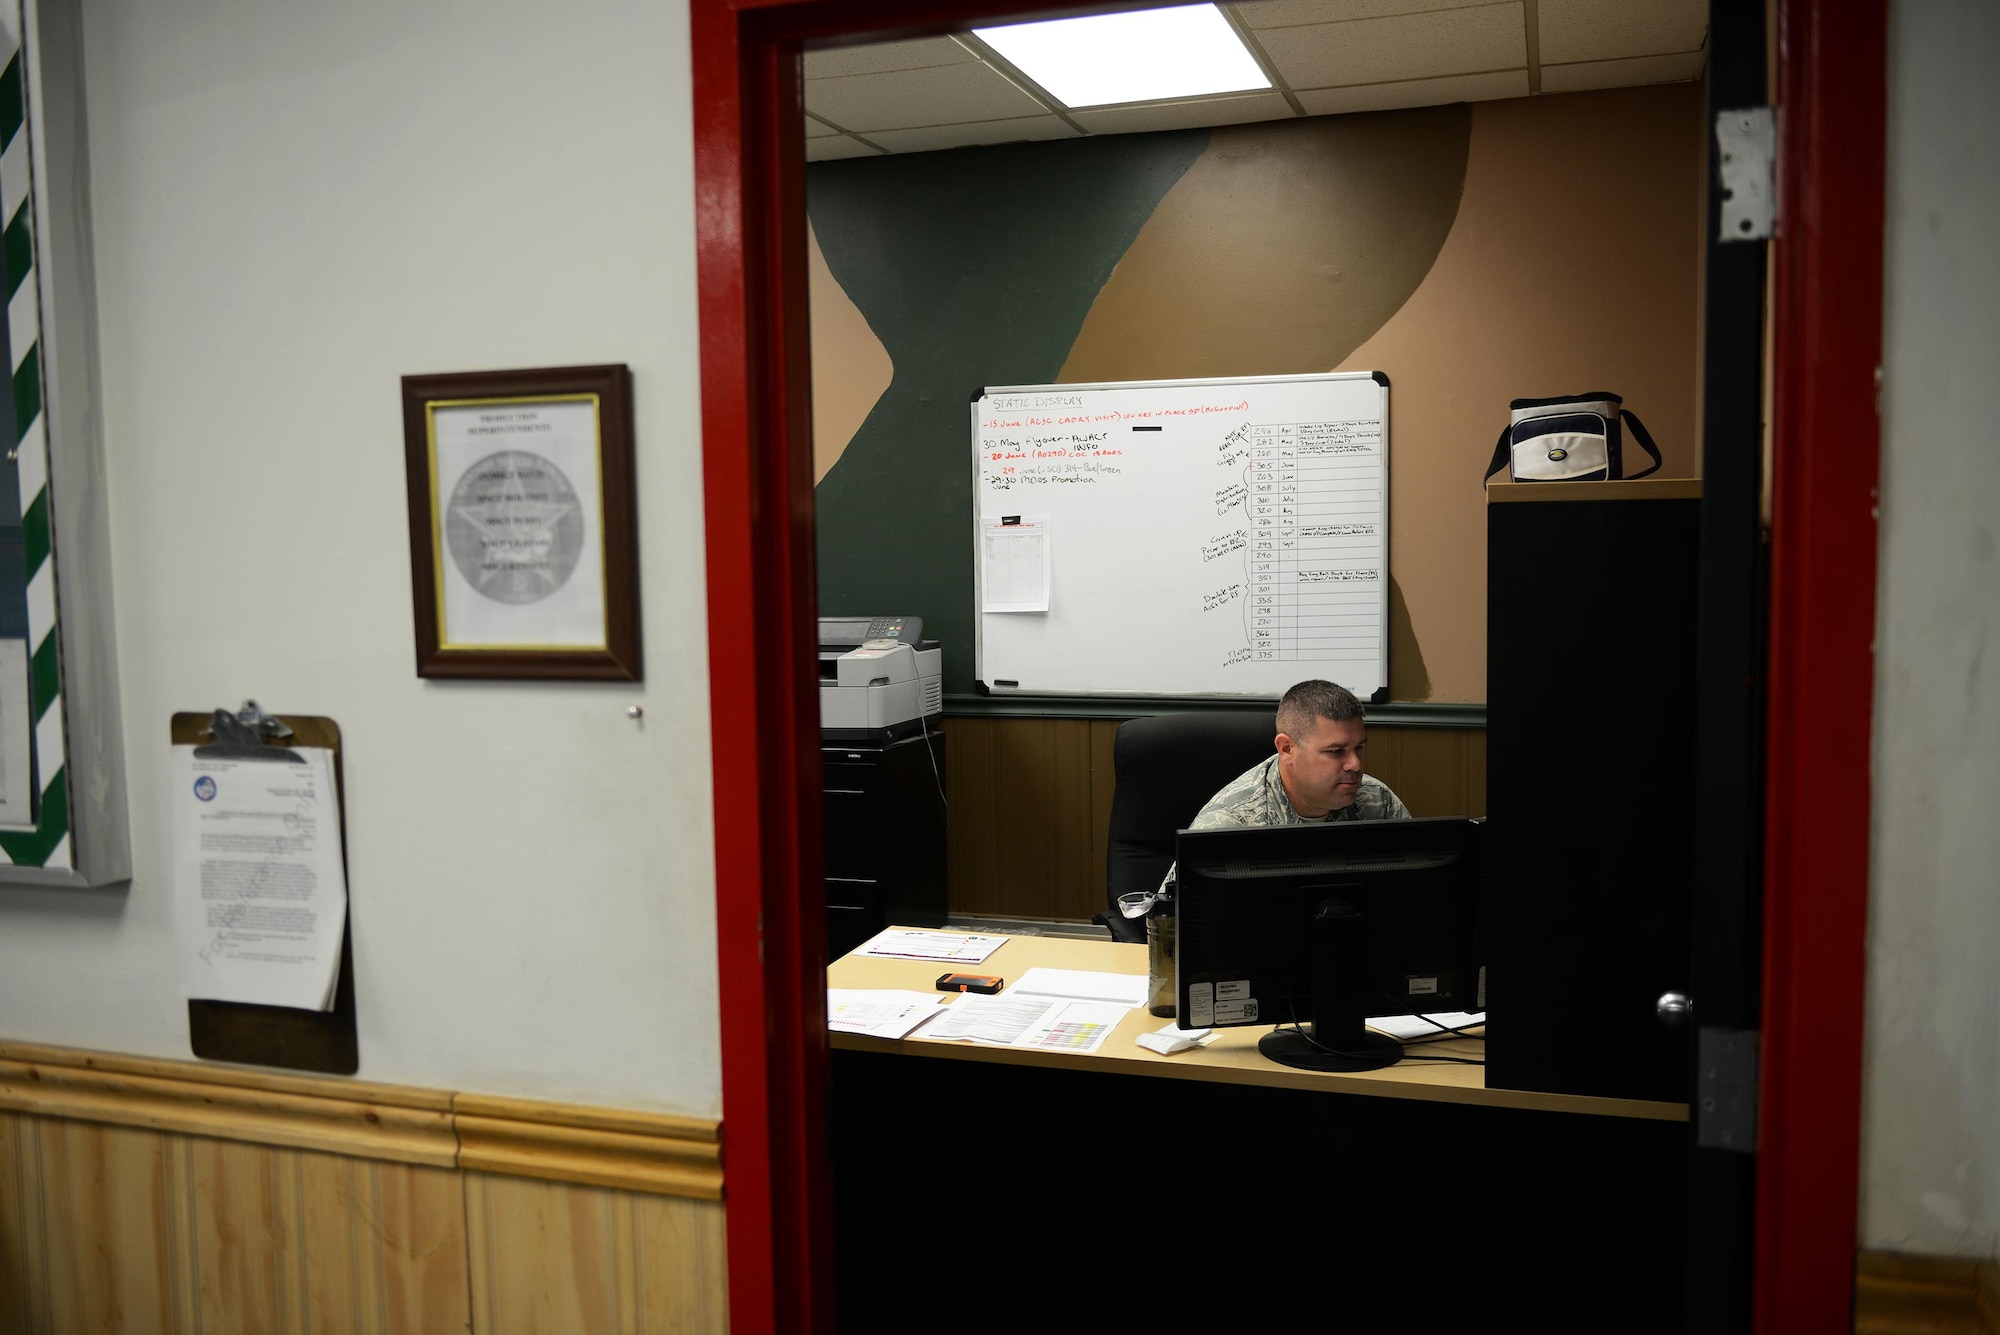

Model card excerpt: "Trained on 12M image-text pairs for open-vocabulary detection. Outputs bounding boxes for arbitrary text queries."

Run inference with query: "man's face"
[1276,714,1367,817]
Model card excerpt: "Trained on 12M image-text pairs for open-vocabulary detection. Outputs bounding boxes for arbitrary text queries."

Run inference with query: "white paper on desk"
[1009,967,1148,1008]
[921,993,1128,1055]
[171,745,347,1011]
[1015,1000,1129,1054]
[980,516,1050,612]
[1367,1011,1486,1041]
[1136,1023,1216,1056]
[827,989,949,1040]
[857,928,1006,964]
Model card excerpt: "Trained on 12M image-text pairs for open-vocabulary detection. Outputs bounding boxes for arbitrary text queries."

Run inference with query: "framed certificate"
[400,365,641,679]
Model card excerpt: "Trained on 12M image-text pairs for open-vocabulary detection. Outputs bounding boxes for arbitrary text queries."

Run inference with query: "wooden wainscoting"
[0,1042,726,1335]
[1855,1250,2000,1335]
[939,717,1486,922]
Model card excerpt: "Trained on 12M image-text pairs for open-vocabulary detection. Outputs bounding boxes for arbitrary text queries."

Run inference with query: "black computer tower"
[1484,481,1698,1102]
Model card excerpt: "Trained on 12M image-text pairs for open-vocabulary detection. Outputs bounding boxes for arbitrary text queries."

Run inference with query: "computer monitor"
[1173,816,1483,1073]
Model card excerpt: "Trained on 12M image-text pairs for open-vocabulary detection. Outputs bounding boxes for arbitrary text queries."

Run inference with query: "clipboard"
[170,707,358,1075]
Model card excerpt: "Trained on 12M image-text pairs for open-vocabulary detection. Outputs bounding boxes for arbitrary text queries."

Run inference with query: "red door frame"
[690,3,1887,1330]
[1757,1,1886,1330]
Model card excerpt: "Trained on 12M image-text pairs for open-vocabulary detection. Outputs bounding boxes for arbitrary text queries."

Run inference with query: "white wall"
[0,0,719,1115]
[1865,0,2000,1260]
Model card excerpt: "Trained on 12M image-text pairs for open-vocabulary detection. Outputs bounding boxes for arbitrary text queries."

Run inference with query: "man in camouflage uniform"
[1160,679,1408,894]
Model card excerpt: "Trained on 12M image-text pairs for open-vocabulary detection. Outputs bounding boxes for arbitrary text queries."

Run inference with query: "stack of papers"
[1367,1011,1486,1041]
[915,966,1147,1056]
[857,929,1007,964]
[828,989,950,1040]
[1009,967,1147,1007]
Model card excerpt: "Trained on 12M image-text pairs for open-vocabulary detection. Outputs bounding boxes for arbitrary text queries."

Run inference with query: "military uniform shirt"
[1158,754,1410,895]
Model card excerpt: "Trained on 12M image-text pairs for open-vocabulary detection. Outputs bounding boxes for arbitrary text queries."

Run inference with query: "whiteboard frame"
[971,370,1390,702]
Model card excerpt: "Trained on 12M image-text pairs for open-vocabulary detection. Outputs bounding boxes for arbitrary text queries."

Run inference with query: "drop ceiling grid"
[1535,0,1708,65]
[1251,4,1530,90]
[1540,50,1706,95]
[802,0,1707,162]
[1294,68,1529,117]
[1236,0,1507,22]
[805,60,1050,134]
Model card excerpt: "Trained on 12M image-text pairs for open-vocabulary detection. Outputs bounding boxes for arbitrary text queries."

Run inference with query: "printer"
[818,615,943,742]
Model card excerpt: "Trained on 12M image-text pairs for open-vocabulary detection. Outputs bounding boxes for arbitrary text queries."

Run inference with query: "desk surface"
[830,930,1688,1122]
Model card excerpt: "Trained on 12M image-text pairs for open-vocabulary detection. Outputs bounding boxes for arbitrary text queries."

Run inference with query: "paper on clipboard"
[171,745,348,1011]
[980,515,1050,612]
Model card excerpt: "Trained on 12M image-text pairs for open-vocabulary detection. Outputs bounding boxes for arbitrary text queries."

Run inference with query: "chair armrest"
[1090,909,1148,945]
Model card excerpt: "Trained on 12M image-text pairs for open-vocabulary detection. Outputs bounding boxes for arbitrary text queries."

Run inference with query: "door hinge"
[1697,1027,1759,1152]
[1716,107,1776,242]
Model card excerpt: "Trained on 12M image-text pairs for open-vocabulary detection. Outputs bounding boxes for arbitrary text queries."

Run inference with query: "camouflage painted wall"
[808,83,1703,702]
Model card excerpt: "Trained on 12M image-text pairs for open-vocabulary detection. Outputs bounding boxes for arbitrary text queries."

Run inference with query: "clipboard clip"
[196,699,304,762]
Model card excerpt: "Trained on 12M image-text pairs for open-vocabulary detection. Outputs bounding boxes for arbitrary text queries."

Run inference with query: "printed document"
[1366,1011,1486,1041]
[920,992,1130,1055]
[858,929,1006,964]
[979,516,1051,612]
[1009,966,1149,1008]
[828,989,949,1040]
[171,745,347,1011]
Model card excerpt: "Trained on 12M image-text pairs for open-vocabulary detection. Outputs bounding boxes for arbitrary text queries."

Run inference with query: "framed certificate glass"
[401,365,641,679]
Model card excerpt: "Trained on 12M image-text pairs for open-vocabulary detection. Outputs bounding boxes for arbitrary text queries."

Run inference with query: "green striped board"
[0,5,69,871]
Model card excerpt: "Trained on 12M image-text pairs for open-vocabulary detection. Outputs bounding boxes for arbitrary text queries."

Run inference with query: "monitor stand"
[1257,898,1405,1073]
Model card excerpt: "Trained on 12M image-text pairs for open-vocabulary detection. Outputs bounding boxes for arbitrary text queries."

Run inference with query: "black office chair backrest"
[1098,711,1277,941]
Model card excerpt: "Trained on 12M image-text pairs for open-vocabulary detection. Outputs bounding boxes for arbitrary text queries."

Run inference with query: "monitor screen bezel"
[1172,815,1483,1041]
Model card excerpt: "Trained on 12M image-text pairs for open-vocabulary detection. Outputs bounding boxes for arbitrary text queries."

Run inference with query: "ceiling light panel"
[973,4,1271,110]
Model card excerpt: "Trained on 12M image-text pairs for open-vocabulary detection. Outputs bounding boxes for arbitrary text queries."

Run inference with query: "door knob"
[1656,991,1693,1027]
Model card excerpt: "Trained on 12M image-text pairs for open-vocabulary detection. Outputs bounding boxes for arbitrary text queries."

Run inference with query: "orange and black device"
[935,972,1004,994]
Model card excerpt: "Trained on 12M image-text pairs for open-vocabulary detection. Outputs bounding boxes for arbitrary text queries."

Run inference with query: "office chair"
[1095,711,1278,943]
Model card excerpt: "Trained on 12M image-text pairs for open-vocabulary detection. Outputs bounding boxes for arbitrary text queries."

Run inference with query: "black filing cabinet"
[1485,480,1699,1103]
[821,731,948,961]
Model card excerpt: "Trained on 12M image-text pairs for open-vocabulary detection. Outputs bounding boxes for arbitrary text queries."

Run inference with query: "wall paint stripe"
[7,268,34,367]
[2,204,26,297]
[0,136,22,227]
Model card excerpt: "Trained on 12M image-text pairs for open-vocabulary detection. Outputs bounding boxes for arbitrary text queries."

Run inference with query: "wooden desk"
[830,932,1686,1122]
[828,931,1694,1331]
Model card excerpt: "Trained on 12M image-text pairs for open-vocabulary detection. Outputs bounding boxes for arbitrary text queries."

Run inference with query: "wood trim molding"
[455,1094,723,1201]
[1854,1251,2000,1335]
[0,1040,723,1200]
[0,1042,457,1167]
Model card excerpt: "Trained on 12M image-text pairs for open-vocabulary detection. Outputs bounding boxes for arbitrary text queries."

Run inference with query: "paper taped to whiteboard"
[980,515,1051,612]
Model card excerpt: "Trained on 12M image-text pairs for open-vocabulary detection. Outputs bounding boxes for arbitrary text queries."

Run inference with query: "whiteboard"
[972,372,1390,700]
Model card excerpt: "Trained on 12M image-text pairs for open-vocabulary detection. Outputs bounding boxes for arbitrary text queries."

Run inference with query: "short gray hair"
[1275,679,1364,738]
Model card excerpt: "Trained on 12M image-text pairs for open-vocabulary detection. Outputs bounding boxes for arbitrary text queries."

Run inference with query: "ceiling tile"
[806,63,1049,133]
[864,117,1082,155]
[806,137,888,163]
[1069,91,1298,136]
[1265,6,1527,88]
[1237,0,1507,29]
[804,114,842,139]
[1294,68,1527,115]
[1539,49,1706,94]
[803,35,978,80]
[1536,0,1706,65]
